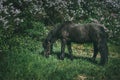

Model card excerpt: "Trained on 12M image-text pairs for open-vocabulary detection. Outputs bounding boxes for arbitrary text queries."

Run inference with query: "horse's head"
[42,39,51,57]
[42,27,59,57]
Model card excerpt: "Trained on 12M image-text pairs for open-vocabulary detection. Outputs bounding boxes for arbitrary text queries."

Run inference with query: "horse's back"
[60,22,106,43]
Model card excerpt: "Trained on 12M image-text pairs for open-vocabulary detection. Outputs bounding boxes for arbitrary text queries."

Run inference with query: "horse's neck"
[51,37,57,44]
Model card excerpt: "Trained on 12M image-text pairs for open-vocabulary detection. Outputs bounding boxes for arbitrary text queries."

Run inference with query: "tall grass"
[0,34,120,80]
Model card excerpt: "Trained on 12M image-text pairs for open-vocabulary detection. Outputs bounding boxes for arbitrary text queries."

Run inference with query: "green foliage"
[105,58,120,80]
[25,22,48,40]
[1,0,120,44]
[0,35,120,80]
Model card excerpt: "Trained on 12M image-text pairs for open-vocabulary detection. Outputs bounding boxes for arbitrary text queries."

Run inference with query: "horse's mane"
[52,21,73,37]
[45,23,63,41]
[46,21,73,41]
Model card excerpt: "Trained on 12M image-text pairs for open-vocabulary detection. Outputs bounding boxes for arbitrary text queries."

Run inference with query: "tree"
[0,0,120,44]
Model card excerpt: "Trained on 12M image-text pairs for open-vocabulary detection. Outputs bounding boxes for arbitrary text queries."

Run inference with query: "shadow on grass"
[40,51,98,65]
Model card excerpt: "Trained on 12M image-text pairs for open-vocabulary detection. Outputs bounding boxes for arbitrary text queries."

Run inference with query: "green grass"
[0,36,120,80]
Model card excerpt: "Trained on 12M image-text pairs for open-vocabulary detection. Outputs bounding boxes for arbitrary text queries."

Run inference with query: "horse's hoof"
[70,57,73,61]
[99,62,106,66]
[70,59,73,61]
[44,55,49,58]
[91,58,97,64]
[60,56,64,60]
[91,57,95,61]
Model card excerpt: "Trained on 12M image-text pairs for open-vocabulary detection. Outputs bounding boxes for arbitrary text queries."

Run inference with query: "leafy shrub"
[25,22,48,40]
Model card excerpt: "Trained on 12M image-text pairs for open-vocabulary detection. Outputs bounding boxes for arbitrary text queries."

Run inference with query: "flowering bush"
[0,0,120,44]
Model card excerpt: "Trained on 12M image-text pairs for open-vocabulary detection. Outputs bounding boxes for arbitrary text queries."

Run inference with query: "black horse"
[43,21,108,65]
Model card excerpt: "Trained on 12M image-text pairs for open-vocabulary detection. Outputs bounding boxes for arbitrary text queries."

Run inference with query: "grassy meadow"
[0,35,120,80]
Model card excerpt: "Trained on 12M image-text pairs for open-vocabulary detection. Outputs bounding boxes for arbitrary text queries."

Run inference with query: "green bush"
[25,22,48,40]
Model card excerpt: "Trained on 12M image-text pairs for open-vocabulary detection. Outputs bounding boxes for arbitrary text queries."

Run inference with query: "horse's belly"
[69,36,92,43]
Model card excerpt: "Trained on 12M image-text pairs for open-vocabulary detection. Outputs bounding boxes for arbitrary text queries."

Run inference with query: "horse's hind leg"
[67,42,73,60]
[50,43,53,54]
[98,39,108,65]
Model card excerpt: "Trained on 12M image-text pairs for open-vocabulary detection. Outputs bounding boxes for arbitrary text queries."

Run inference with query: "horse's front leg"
[60,39,66,60]
[67,42,73,60]
[50,43,53,54]
[50,38,56,54]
